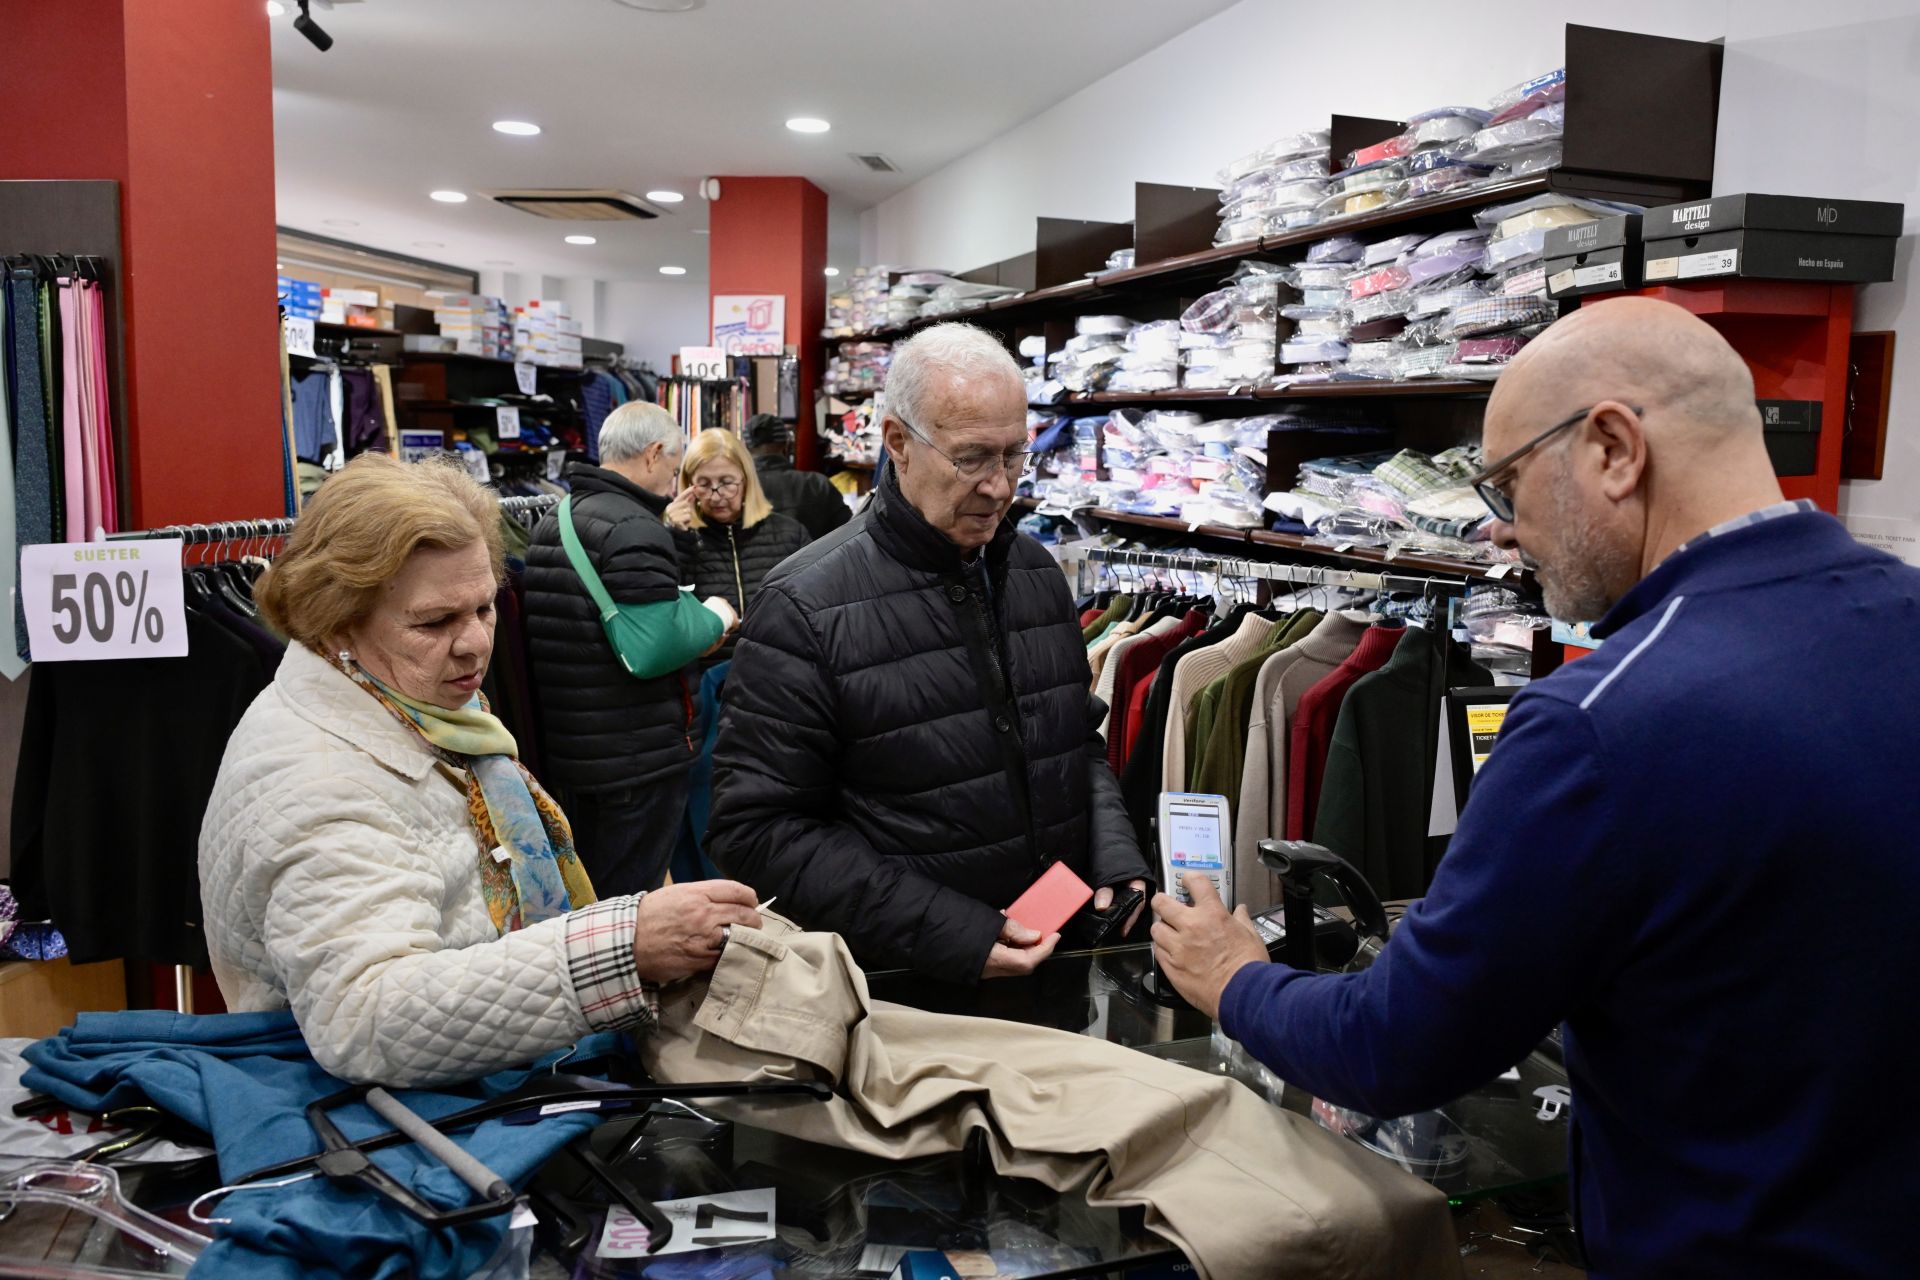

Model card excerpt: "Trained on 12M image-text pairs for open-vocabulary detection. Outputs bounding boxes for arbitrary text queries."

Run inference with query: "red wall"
[1,0,285,527]
[707,177,828,468]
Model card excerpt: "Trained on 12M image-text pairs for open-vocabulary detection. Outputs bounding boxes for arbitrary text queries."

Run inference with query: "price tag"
[513,362,537,395]
[1334,542,1355,554]
[21,539,189,661]
[495,406,521,440]
[1488,563,1516,579]
[679,345,728,379]
[462,449,490,483]
[546,448,567,482]
[283,316,316,359]
[1677,248,1739,280]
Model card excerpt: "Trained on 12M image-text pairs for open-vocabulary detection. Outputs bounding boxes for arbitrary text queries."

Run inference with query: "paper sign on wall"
[679,346,728,379]
[546,449,567,482]
[495,406,521,440]
[283,316,316,359]
[514,362,538,395]
[712,294,785,356]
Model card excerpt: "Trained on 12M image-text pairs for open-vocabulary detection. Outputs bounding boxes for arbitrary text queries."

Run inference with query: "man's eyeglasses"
[1468,404,1643,523]
[897,414,1033,484]
[692,476,742,495]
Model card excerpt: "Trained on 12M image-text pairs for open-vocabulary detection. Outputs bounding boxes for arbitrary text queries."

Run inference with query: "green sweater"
[1189,610,1323,799]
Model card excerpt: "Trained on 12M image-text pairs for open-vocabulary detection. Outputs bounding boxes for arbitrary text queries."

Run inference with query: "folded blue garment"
[24,1010,621,1280]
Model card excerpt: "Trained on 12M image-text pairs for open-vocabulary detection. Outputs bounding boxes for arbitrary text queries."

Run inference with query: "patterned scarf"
[333,654,596,932]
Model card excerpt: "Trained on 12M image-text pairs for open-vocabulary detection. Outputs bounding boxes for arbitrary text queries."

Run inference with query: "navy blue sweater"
[1221,512,1920,1277]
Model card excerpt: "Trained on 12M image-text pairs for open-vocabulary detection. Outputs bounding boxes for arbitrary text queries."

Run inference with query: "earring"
[338,649,354,665]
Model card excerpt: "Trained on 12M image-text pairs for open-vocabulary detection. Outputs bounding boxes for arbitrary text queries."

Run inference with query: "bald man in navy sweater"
[1155,297,1920,1278]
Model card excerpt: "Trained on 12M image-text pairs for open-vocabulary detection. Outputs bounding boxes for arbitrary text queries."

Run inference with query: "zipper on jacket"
[726,525,746,617]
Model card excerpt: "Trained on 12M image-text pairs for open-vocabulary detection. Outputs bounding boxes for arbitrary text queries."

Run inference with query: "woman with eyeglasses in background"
[665,429,811,666]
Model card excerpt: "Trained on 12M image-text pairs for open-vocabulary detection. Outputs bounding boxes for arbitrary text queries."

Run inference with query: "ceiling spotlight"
[659,266,687,276]
[493,120,542,137]
[265,1,285,15]
[429,190,468,203]
[824,266,840,277]
[293,0,332,51]
[785,117,831,134]
[646,190,685,204]
[565,235,597,245]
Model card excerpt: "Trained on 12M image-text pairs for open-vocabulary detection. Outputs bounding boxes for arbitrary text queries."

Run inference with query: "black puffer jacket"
[683,512,810,666]
[753,454,851,541]
[524,463,697,792]
[708,467,1149,982]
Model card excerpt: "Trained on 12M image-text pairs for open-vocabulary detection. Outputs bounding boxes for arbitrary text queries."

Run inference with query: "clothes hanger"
[0,1161,211,1270]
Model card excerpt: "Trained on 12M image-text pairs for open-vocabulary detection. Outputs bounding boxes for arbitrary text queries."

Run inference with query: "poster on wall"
[712,294,785,355]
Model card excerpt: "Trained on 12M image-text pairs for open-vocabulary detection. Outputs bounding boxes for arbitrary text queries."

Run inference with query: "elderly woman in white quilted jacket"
[198,455,763,1087]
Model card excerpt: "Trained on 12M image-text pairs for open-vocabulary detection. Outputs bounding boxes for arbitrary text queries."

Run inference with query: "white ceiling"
[271,0,1237,284]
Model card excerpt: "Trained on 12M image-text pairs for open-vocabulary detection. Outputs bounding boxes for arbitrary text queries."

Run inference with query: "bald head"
[1486,297,1761,458]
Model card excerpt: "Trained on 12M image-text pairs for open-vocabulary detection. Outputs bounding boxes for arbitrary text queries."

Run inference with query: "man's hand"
[631,880,763,985]
[663,487,699,530]
[1093,878,1151,938]
[981,915,1060,979]
[1151,873,1268,1020]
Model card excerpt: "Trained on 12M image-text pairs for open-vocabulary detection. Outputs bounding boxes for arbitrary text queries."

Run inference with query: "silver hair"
[597,401,683,464]
[883,322,1021,432]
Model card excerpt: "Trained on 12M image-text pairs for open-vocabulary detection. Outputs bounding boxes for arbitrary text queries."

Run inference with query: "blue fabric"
[8,269,54,661]
[672,659,730,884]
[1219,512,1920,1278]
[23,1010,619,1280]
[582,372,615,462]
[288,369,336,465]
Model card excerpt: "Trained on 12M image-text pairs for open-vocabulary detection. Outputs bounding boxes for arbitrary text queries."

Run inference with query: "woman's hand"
[631,880,763,984]
[663,488,699,530]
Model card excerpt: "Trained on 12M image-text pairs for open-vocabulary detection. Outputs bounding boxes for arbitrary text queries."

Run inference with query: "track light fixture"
[293,0,333,52]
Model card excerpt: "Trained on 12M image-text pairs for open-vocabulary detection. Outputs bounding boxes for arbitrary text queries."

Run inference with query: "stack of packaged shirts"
[1076,410,1277,525]
[1214,128,1333,244]
[1111,320,1182,392]
[1105,247,1136,272]
[1049,315,1137,393]
[1181,262,1284,388]
[823,284,855,337]
[848,266,896,333]
[1456,69,1567,179]
[902,272,1022,318]
[1279,445,1501,564]
[823,340,891,397]
[1399,107,1496,199]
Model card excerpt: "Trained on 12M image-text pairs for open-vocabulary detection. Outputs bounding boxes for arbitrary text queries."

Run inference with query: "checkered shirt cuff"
[563,893,659,1033]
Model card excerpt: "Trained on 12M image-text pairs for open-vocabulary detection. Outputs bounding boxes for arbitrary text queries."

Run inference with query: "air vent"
[851,153,899,173]
[486,190,660,221]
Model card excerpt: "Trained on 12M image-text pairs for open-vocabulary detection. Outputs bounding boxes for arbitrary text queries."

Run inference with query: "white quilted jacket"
[199,642,608,1086]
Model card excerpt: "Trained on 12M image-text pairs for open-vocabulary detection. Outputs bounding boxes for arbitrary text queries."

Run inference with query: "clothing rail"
[103,493,561,545]
[1056,543,1474,598]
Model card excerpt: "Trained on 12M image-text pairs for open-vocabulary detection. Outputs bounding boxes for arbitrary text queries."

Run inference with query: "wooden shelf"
[316,321,402,338]
[400,399,581,420]
[1083,508,1257,543]
[1028,380,1494,410]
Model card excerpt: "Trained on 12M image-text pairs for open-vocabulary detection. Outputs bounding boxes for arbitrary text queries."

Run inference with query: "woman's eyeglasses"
[692,476,742,495]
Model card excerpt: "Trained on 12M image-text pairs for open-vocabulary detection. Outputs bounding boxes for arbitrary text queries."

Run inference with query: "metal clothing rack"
[1056,543,1476,598]
[102,495,562,547]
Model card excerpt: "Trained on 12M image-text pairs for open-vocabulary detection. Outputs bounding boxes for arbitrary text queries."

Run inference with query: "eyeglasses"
[692,476,742,495]
[1468,403,1643,523]
[897,413,1033,484]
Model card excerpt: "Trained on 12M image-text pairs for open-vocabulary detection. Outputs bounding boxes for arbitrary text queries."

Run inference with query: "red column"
[1,0,284,527]
[706,177,828,468]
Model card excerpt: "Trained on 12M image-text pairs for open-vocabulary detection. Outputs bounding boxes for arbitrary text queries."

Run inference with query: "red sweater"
[1285,624,1404,839]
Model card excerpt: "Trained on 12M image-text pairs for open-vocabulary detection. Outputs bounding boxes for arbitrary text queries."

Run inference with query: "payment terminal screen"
[1163,798,1227,908]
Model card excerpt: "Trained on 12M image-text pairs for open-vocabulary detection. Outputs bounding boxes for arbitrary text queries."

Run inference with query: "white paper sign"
[21,539,189,661]
[463,449,490,483]
[1844,514,1920,567]
[514,362,537,395]
[598,1188,775,1259]
[495,406,521,440]
[399,430,444,465]
[679,345,728,379]
[283,316,316,359]
[546,448,567,482]
[712,294,785,356]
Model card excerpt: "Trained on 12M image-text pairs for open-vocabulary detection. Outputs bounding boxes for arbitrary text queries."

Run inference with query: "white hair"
[883,322,1021,432]
[597,401,683,464]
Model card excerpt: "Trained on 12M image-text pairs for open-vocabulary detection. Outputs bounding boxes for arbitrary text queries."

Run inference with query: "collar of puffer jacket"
[868,461,1014,576]
[565,461,670,516]
[276,641,440,781]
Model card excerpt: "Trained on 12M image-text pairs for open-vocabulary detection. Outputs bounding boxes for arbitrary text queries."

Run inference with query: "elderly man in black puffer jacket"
[709,323,1152,983]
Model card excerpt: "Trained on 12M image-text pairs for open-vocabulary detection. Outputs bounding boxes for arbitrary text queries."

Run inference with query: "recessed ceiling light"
[824,266,840,277]
[429,190,467,203]
[645,190,685,204]
[265,1,285,14]
[322,218,359,228]
[414,241,445,249]
[493,120,542,137]
[659,266,687,276]
[785,117,831,134]
[565,235,597,245]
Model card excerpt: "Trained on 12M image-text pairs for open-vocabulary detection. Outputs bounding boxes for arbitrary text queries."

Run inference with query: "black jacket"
[525,463,697,792]
[753,454,851,541]
[683,512,810,667]
[708,467,1148,983]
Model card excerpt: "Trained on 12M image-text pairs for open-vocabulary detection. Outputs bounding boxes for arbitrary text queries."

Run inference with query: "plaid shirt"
[1372,449,1455,499]
[563,893,660,1032]
[1672,499,1817,559]
[1442,295,1557,340]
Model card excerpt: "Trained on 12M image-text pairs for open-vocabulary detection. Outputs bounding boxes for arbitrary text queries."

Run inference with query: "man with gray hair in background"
[710,322,1152,982]
[525,401,739,893]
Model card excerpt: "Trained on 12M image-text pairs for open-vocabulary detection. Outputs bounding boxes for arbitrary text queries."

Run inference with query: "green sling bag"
[555,495,718,680]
